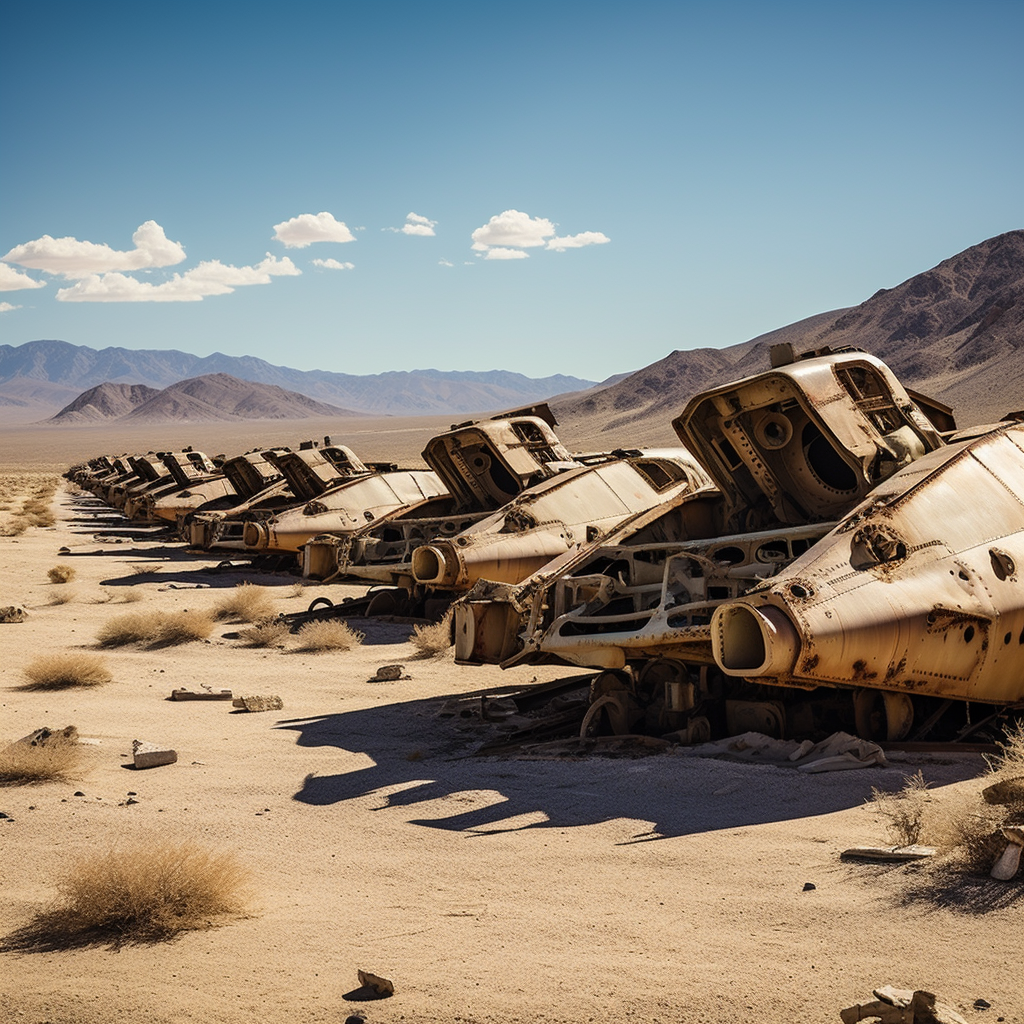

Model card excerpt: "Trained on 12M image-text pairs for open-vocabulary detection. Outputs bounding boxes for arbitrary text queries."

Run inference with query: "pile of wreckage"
[69,344,1024,747]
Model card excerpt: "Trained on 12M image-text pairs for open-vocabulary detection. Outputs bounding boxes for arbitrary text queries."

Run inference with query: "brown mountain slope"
[554,230,1024,447]
[51,373,358,424]
[49,382,161,423]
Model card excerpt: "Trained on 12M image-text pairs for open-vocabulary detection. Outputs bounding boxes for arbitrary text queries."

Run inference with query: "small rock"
[370,664,405,682]
[357,969,394,997]
[974,998,992,1009]
[132,740,178,769]
[232,694,283,712]
[73,791,85,797]
[802,882,816,891]
[125,797,140,806]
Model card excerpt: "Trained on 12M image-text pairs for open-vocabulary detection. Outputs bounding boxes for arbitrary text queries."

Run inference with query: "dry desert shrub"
[96,610,157,647]
[129,563,163,576]
[153,609,214,645]
[97,609,212,647]
[288,581,307,598]
[869,770,931,846]
[214,583,275,622]
[45,839,252,941]
[20,653,112,691]
[0,726,84,785]
[237,619,290,648]
[410,610,454,657]
[48,586,76,606]
[989,721,1024,781]
[925,789,1008,874]
[295,618,364,652]
[47,564,76,584]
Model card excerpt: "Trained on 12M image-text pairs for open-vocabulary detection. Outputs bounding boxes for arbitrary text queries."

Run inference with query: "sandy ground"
[1,462,1021,1022]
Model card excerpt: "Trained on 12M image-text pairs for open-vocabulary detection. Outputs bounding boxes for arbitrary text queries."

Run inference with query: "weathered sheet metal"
[413,450,713,592]
[301,412,582,581]
[711,425,1024,707]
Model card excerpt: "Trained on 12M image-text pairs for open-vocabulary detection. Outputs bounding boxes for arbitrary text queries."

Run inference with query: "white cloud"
[0,263,46,291]
[438,259,454,267]
[272,212,355,248]
[55,254,300,303]
[471,209,554,251]
[546,231,611,252]
[312,258,355,270]
[2,221,186,279]
[0,301,21,312]
[482,247,530,261]
[402,212,437,236]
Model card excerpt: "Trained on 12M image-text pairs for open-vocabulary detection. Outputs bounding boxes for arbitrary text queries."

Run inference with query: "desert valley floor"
[0,419,1021,1024]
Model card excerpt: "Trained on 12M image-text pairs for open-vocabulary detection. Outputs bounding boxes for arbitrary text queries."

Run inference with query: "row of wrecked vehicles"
[69,344,1024,748]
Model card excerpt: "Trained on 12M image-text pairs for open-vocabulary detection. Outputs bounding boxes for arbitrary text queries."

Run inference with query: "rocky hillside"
[50,374,355,424]
[47,382,161,423]
[554,230,1024,445]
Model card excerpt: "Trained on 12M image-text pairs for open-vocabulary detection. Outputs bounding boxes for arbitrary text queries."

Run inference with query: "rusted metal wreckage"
[65,346,1024,744]
[453,346,1024,742]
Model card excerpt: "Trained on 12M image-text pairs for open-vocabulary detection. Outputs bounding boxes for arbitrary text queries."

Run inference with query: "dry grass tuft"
[96,610,157,647]
[48,586,76,606]
[237,619,290,648]
[43,840,252,941]
[47,564,76,584]
[20,653,112,691]
[0,726,84,785]
[410,610,454,658]
[97,609,212,648]
[288,581,307,598]
[129,563,162,576]
[869,770,931,846]
[295,618,365,652]
[214,583,275,623]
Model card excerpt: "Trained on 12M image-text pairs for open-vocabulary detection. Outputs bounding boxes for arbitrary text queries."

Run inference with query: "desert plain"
[0,416,1021,1024]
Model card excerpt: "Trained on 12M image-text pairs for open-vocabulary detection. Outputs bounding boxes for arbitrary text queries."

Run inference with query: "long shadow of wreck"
[277,690,987,845]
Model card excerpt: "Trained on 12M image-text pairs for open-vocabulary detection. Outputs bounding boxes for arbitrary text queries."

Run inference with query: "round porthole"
[754,413,793,450]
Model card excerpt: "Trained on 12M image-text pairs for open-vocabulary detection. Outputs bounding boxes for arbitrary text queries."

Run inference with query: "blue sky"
[2,0,1021,382]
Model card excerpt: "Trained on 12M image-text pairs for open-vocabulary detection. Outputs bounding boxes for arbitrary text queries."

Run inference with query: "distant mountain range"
[49,374,355,424]
[553,229,1024,444]
[3,229,1020,435]
[0,341,598,421]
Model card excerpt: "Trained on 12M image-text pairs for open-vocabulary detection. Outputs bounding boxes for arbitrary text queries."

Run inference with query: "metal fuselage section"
[243,461,447,554]
[413,450,712,594]
[137,451,236,524]
[454,350,951,686]
[712,425,1024,706]
[302,413,580,582]
[187,448,294,550]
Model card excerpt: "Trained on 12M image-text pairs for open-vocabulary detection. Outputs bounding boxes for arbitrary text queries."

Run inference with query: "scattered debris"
[841,846,936,863]
[990,827,1024,880]
[0,605,28,623]
[232,694,284,712]
[132,740,178,769]
[369,664,407,682]
[982,775,1024,805]
[171,687,233,701]
[357,969,394,997]
[840,987,968,1024]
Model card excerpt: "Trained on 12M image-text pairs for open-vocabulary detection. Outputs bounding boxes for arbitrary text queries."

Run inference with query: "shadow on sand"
[276,691,988,846]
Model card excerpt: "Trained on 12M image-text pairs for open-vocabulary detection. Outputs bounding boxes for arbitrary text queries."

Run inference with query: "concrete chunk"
[232,694,283,712]
[132,740,177,769]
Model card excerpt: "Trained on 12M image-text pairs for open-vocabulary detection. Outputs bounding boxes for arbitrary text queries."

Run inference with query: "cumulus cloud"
[55,254,300,303]
[311,258,355,270]
[402,212,437,236]
[2,221,186,279]
[0,264,46,291]
[481,247,530,260]
[0,301,21,312]
[546,231,611,252]
[272,212,356,248]
[471,209,554,251]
